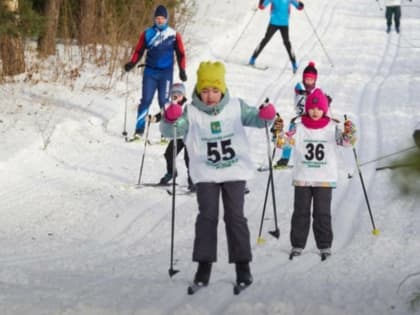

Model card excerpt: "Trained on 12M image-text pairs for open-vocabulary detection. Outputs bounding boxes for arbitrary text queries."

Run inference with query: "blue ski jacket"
[260,0,302,26]
[130,24,186,73]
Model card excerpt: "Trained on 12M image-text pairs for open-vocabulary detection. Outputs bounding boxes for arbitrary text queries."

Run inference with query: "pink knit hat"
[305,88,328,114]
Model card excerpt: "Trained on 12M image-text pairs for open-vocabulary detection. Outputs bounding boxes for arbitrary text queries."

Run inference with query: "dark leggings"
[252,24,296,63]
[164,139,189,174]
[385,6,401,28]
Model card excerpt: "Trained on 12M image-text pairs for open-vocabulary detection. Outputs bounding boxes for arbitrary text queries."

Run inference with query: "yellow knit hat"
[196,61,227,94]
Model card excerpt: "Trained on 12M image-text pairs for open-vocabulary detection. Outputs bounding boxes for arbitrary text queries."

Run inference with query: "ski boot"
[248,56,256,66]
[320,248,331,261]
[193,262,212,286]
[235,262,253,286]
[274,158,289,169]
[386,25,391,33]
[289,247,303,260]
[292,61,298,74]
[159,171,177,185]
[187,176,196,192]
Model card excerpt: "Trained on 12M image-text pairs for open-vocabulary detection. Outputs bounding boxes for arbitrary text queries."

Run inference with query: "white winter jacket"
[384,0,401,6]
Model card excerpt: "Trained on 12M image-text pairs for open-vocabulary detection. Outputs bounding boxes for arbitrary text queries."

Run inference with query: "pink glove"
[164,103,183,123]
[259,103,276,121]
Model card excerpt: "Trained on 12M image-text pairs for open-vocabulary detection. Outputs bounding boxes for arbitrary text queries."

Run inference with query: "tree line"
[0,0,189,78]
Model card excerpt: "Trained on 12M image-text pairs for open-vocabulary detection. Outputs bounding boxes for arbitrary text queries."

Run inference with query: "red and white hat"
[303,61,318,81]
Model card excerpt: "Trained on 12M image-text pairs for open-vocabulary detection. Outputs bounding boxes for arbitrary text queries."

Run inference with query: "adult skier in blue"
[124,5,187,138]
[249,0,304,73]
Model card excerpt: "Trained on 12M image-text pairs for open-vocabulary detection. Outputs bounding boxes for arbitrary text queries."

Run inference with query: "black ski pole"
[265,120,280,239]
[122,72,129,138]
[345,115,379,235]
[257,146,276,244]
[136,119,152,186]
[168,124,179,277]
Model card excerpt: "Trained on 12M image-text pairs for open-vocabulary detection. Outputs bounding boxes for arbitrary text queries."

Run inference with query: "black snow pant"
[192,181,252,263]
[290,186,333,250]
[251,24,296,63]
[385,6,401,29]
[164,138,190,175]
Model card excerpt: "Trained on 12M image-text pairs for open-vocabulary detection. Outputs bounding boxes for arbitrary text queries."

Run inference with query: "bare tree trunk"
[0,35,25,75]
[79,0,97,45]
[38,0,62,58]
[0,0,25,76]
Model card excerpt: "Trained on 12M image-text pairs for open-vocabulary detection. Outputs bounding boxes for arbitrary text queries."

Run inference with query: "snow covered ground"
[1,0,420,314]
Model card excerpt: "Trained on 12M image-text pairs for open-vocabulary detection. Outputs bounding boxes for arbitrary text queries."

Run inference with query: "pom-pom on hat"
[171,82,186,96]
[154,5,168,18]
[303,61,318,81]
[196,61,227,94]
[305,88,328,114]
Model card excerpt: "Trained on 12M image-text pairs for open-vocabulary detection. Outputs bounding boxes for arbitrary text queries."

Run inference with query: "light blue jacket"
[261,0,301,26]
[160,89,270,138]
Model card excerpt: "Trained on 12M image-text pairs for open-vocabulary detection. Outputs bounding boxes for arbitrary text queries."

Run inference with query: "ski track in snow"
[1,0,420,314]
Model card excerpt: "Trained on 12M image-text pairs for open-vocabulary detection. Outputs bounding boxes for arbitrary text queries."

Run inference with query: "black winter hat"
[154,5,168,19]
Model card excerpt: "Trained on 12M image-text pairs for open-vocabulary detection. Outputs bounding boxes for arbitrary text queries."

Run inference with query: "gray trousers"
[290,186,333,250]
[192,181,252,263]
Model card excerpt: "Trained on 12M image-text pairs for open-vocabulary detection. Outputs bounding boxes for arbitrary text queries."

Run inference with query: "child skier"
[286,88,356,261]
[146,82,195,191]
[160,61,276,289]
[272,61,332,167]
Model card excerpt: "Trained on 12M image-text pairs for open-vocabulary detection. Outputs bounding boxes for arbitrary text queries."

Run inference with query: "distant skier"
[249,0,304,73]
[160,61,276,290]
[384,0,411,33]
[414,122,420,149]
[272,61,332,167]
[286,89,356,261]
[124,5,187,138]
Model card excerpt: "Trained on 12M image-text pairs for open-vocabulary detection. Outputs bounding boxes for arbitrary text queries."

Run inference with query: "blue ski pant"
[136,68,173,133]
[192,181,252,263]
[280,146,292,160]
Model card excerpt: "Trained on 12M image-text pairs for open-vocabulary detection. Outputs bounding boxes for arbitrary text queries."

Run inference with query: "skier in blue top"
[249,0,304,73]
[124,5,187,138]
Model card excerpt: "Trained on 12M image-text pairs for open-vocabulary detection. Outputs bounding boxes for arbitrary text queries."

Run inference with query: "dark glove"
[298,1,304,10]
[326,94,332,106]
[179,69,187,82]
[124,61,135,72]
